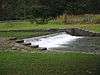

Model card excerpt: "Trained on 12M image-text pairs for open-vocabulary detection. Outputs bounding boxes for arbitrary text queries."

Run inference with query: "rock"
[39,47,47,50]
[47,29,58,32]
[31,45,39,48]
[23,43,31,46]
[12,47,17,50]
[66,28,100,37]
[9,37,17,40]
[21,49,28,52]
[16,40,24,43]
[14,43,20,47]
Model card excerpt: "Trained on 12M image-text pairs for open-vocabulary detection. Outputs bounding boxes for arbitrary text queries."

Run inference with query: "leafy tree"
[0,0,100,22]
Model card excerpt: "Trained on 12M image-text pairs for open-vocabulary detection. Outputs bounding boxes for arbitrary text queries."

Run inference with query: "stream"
[24,32,100,53]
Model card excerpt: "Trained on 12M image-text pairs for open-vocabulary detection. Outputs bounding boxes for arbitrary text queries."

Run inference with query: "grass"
[0,21,100,32]
[0,20,100,75]
[57,14,100,24]
[0,21,64,30]
[0,21,99,39]
[0,31,51,39]
[0,21,99,38]
[0,51,99,75]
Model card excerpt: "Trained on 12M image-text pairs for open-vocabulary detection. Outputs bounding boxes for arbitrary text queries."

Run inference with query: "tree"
[0,0,100,21]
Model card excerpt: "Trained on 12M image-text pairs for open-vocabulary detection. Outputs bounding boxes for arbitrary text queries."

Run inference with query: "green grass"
[0,51,99,75]
[0,22,64,30]
[0,21,100,75]
[0,31,51,39]
[0,21,100,32]
[0,22,99,38]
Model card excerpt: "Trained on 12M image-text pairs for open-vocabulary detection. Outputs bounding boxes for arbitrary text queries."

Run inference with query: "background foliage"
[0,0,100,22]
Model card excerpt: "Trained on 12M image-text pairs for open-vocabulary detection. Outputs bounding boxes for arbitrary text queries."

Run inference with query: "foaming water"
[24,32,82,49]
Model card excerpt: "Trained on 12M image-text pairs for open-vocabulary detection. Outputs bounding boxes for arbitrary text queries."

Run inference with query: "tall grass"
[0,17,100,32]
[56,14,100,24]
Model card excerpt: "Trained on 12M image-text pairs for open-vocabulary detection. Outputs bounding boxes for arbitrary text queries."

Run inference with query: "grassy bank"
[0,21,100,32]
[0,21,99,38]
[0,51,99,75]
[0,31,51,39]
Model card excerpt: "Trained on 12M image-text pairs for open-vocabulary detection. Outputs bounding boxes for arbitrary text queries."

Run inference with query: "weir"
[24,32,82,49]
[24,32,100,53]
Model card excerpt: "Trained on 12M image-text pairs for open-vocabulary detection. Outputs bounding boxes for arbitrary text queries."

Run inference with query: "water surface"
[24,32,100,53]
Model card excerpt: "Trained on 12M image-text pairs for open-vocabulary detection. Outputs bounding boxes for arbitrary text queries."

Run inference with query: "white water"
[24,32,82,49]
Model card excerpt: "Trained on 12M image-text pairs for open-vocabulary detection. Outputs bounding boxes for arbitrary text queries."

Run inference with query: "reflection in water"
[24,32,100,53]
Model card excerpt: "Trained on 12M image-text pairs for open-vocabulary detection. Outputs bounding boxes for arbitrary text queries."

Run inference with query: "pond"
[24,32,100,53]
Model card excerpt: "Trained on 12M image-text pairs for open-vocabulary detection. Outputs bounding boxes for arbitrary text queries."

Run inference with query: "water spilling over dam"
[24,32,100,53]
[24,32,82,49]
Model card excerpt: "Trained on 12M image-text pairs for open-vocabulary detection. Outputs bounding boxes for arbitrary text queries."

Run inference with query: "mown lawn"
[0,52,99,75]
[0,21,100,32]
